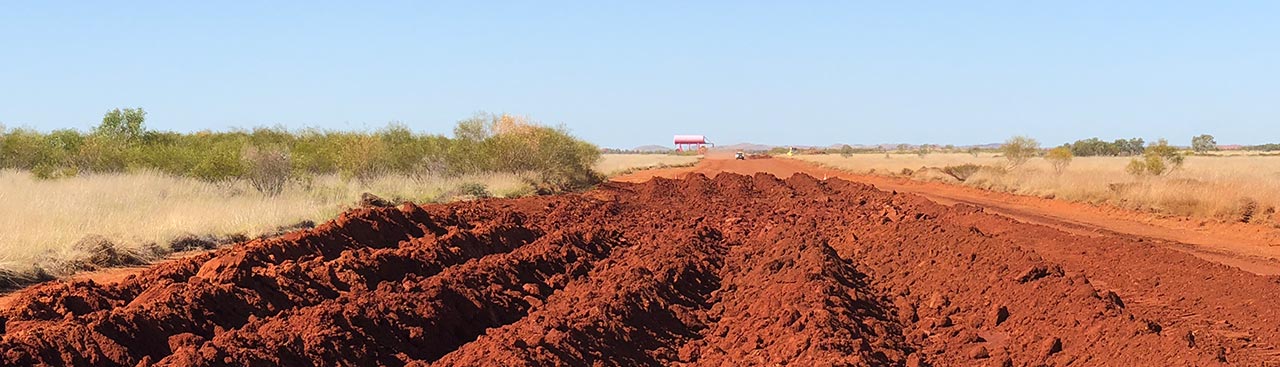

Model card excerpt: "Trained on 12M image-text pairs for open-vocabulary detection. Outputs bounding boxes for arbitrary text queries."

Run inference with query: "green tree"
[839,144,854,158]
[453,113,492,142]
[1000,135,1040,168]
[1126,139,1184,176]
[1045,146,1073,174]
[337,134,388,183]
[1191,134,1217,154]
[1069,137,1144,157]
[94,108,148,143]
[1118,138,1145,156]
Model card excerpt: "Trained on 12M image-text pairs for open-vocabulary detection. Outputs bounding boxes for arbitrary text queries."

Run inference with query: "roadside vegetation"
[0,109,686,291]
[0,109,602,194]
[794,134,1280,228]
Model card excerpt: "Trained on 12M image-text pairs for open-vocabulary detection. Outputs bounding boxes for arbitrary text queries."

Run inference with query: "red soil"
[3,170,1280,365]
[617,156,1280,275]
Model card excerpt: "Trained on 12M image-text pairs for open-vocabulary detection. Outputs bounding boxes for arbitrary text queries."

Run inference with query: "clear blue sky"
[2,1,1276,148]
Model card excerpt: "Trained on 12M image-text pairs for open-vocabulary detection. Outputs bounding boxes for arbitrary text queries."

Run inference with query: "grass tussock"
[795,153,1280,226]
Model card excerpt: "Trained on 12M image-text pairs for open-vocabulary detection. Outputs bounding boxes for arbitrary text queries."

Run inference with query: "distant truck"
[735,151,746,160]
[674,135,713,153]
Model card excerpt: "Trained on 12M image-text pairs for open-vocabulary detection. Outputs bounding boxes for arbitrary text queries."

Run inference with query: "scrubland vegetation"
[0,109,602,194]
[1,109,689,289]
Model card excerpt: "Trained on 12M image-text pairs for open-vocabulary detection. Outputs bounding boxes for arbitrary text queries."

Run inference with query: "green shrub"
[1126,139,1184,176]
[1046,146,1073,174]
[243,145,292,196]
[0,128,52,170]
[839,144,854,158]
[188,139,245,182]
[73,135,130,174]
[1000,136,1040,168]
[457,182,491,198]
[337,134,387,184]
[31,164,77,179]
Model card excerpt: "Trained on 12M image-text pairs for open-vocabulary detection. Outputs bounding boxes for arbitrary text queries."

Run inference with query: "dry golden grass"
[795,153,1280,224]
[0,155,697,286]
[595,154,700,176]
[0,170,532,283]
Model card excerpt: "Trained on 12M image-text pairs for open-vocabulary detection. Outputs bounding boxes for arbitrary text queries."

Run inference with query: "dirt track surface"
[617,156,1280,275]
[3,170,1280,365]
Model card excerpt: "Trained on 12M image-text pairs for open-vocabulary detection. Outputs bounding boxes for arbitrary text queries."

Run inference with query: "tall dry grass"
[595,154,700,176]
[795,153,1280,224]
[0,155,693,287]
[0,170,531,284]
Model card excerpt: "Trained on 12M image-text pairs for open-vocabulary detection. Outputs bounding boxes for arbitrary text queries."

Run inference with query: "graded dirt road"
[615,155,1280,275]
[3,160,1280,366]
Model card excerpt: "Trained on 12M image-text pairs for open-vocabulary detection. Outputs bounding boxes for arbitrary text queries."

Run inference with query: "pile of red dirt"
[3,173,1280,366]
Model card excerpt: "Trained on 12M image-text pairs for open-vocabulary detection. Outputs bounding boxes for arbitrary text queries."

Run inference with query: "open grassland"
[795,153,1280,225]
[594,153,700,176]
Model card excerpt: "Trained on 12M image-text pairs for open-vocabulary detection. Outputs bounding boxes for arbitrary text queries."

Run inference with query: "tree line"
[0,109,602,195]
[1003,134,1212,177]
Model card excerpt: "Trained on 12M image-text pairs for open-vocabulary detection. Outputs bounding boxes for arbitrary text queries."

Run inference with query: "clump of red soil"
[3,173,1280,366]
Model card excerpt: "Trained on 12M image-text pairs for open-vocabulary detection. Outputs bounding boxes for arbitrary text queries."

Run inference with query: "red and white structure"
[674,135,713,153]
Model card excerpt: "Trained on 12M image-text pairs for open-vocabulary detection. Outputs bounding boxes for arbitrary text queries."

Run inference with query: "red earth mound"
[3,173,1280,366]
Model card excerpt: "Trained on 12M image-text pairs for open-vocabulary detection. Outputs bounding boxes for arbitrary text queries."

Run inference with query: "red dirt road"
[615,156,1280,275]
[3,161,1280,365]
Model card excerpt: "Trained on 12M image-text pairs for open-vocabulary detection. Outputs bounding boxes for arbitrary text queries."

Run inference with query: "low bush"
[1001,136,1040,169]
[1046,146,1073,174]
[1126,139,1184,176]
[457,182,492,198]
[243,145,292,196]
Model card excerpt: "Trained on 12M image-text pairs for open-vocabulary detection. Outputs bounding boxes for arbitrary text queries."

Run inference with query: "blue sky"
[1,1,1276,148]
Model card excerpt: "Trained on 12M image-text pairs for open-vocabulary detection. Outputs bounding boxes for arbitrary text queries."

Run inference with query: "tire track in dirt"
[430,227,728,366]
[3,172,1280,366]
